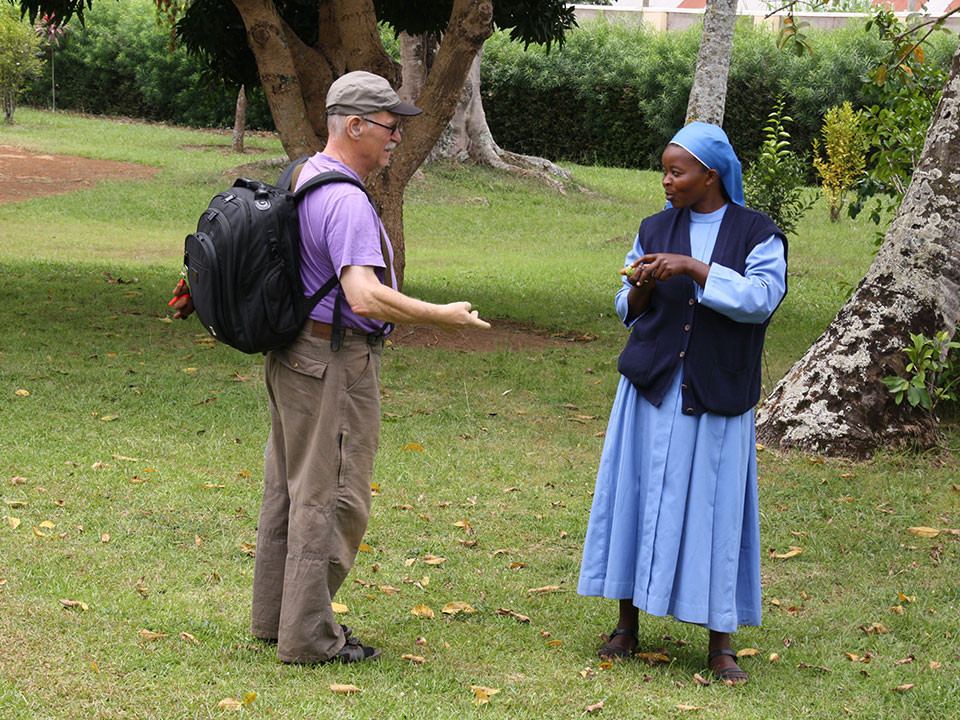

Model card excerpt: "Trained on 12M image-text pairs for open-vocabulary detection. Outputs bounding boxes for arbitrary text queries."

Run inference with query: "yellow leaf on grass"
[845,652,860,662]
[893,683,915,692]
[101,533,110,543]
[527,585,563,594]
[39,520,55,529]
[401,653,425,664]
[419,576,430,586]
[635,651,670,664]
[586,701,604,712]
[4,500,27,507]
[422,554,447,565]
[33,527,53,538]
[138,629,167,640]
[378,585,401,595]
[112,454,139,462]
[331,602,349,614]
[769,653,780,663]
[442,601,476,615]
[403,443,425,452]
[242,693,257,706]
[59,599,89,611]
[898,592,916,603]
[411,605,435,618]
[6,517,20,530]
[693,673,710,686]
[15,388,31,397]
[470,686,500,706]
[218,698,243,710]
[908,526,940,538]
[736,648,761,658]
[404,557,417,567]
[771,546,803,559]
[239,542,256,557]
[182,368,198,374]
[100,415,119,422]
[358,542,373,553]
[930,661,942,670]
[453,521,471,529]
[330,684,360,694]
[676,704,705,712]
[180,632,200,645]
[890,605,904,615]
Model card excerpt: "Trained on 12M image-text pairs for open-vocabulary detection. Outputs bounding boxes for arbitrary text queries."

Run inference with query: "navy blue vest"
[617,204,787,416]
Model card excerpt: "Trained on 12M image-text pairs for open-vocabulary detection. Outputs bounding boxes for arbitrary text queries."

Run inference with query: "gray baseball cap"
[326,71,422,117]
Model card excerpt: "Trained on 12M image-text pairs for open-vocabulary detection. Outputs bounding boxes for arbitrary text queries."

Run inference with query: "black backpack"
[183,160,381,354]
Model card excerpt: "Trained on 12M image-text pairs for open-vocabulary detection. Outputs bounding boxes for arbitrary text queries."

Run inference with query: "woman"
[577,122,787,684]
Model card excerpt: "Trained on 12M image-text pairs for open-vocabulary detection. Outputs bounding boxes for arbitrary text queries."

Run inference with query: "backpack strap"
[292,169,395,345]
[277,155,312,192]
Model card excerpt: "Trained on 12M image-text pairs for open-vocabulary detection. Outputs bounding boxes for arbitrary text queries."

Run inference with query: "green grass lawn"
[1,110,958,719]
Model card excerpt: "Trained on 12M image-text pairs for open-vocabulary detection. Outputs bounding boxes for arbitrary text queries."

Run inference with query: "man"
[172,71,489,663]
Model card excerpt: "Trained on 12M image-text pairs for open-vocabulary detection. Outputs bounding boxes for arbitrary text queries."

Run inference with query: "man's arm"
[339,265,490,332]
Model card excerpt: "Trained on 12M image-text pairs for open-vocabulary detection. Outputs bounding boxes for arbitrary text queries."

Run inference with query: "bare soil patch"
[390,320,597,352]
[0,144,158,204]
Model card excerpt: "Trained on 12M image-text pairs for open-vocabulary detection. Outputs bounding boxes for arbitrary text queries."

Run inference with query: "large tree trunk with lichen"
[399,35,572,191]
[685,0,738,126]
[229,0,493,289]
[755,47,960,457]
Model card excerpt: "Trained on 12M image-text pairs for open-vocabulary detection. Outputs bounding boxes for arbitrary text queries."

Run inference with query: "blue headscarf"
[667,121,744,207]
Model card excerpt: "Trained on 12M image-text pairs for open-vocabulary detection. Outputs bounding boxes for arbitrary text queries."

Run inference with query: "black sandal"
[598,628,638,659]
[708,648,748,684]
[329,637,381,663]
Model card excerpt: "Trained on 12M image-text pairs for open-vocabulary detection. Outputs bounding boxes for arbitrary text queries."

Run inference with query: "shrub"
[813,102,868,222]
[0,6,42,124]
[743,98,815,237]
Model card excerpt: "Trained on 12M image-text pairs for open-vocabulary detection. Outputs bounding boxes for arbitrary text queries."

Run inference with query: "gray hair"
[327,112,375,138]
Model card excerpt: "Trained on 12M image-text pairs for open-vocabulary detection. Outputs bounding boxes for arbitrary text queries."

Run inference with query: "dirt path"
[0,144,158,204]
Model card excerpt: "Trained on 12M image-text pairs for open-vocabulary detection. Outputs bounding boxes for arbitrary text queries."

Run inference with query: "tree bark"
[367,0,495,289]
[755,47,960,456]
[685,0,738,126]
[231,0,320,158]
[232,85,247,153]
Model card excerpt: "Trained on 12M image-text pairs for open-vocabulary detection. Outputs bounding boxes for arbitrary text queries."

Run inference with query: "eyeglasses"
[362,117,401,134]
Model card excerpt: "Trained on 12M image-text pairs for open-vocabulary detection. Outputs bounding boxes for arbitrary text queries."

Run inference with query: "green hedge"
[23,0,274,130]
[481,18,959,169]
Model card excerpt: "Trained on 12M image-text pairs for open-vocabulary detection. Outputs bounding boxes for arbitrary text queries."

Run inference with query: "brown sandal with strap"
[598,628,638,659]
[708,648,748,684]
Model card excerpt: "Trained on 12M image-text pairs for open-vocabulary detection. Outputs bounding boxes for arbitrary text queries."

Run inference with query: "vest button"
[681,384,688,390]
[679,351,685,358]
[688,298,695,306]
[684,324,691,331]
[685,408,693,414]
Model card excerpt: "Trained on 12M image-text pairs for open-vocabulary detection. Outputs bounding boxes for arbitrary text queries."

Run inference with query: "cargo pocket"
[268,348,329,416]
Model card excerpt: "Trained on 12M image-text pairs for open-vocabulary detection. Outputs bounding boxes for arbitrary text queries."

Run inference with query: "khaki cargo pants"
[250,326,382,663]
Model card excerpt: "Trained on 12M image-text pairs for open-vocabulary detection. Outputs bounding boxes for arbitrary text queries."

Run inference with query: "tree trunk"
[400,36,572,189]
[232,85,247,153]
[685,0,738,126]
[755,47,960,457]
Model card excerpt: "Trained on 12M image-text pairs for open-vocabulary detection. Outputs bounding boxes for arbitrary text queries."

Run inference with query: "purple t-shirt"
[295,154,396,334]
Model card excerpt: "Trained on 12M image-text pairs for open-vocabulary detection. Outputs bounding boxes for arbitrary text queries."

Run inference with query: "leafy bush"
[883,332,960,412]
[21,0,273,129]
[0,5,42,124]
[482,18,958,169]
[743,99,815,237]
[813,102,868,221]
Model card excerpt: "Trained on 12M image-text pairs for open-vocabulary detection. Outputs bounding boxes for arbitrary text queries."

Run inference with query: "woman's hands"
[623,253,709,288]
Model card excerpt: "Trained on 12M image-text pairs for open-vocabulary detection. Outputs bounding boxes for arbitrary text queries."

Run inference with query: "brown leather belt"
[309,320,381,342]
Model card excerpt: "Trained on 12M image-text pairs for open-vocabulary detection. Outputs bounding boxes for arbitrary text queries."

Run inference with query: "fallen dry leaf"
[218,698,243,710]
[441,601,476,615]
[797,663,832,672]
[59,599,89,611]
[411,605,435,619]
[138,629,167,640]
[331,602,349,614]
[893,684,915,693]
[239,542,256,557]
[527,585,563,594]
[494,608,531,623]
[470,686,499,706]
[378,585,401,595]
[894,655,915,665]
[736,648,761,658]
[929,661,942,670]
[898,592,916,603]
[100,533,110,543]
[180,632,200,645]
[676,705,705,712]
[403,443,425,452]
[635,651,670,665]
[693,673,710,686]
[770,546,803,559]
[6,517,20,530]
[585,701,604,712]
[859,622,889,636]
[330,684,360,694]
[404,557,417,567]
[422,554,447,566]
[890,605,904,615]
[907,526,939,538]
[242,693,256,706]
[15,389,30,397]
[358,542,373,552]
[401,653,425,664]
[769,653,780,663]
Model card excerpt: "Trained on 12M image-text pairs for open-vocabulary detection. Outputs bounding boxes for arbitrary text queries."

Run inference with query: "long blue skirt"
[578,369,762,633]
